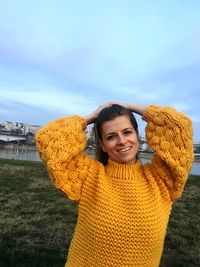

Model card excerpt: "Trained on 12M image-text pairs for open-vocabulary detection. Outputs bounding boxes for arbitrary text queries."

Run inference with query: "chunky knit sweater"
[36,105,194,267]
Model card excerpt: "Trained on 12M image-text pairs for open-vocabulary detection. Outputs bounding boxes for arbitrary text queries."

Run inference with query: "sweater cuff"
[73,115,87,130]
[142,105,160,122]
[52,115,87,131]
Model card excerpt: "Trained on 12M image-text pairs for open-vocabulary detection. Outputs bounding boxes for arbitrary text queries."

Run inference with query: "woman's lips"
[117,146,132,153]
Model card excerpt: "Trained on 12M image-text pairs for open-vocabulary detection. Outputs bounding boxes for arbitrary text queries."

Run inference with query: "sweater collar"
[105,159,142,179]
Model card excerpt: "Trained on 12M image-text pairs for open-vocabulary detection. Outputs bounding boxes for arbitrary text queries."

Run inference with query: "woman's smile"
[117,146,132,153]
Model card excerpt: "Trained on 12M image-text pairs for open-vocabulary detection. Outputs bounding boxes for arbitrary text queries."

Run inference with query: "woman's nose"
[117,134,126,144]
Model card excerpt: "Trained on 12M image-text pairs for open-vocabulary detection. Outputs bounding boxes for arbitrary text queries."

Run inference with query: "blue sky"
[0,0,200,141]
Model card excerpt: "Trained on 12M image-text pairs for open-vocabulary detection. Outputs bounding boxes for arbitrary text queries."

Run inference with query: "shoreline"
[0,153,199,175]
[1,145,200,162]
[139,152,200,162]
[0,144,36,150]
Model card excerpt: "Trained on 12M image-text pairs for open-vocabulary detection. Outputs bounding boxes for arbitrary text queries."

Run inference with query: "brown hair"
[94,104,139,165]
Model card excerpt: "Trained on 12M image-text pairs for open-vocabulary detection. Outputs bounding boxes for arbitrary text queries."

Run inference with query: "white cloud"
[113,85,163,102]
[0,83,97,116]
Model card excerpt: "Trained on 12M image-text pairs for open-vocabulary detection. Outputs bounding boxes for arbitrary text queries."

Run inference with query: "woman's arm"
[36,116,101,201]
[142,105,194,202]
[125,103,146,116]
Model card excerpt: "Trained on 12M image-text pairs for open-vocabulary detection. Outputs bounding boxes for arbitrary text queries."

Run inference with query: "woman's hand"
[84,101,122,125]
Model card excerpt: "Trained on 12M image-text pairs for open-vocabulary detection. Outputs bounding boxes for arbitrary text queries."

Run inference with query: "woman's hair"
[94,104,139,165]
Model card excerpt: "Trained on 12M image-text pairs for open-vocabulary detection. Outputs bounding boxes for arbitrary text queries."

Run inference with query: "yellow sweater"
[36,105,194,267]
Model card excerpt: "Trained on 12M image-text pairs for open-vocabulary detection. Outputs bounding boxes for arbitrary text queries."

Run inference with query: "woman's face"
[100,115,139,164]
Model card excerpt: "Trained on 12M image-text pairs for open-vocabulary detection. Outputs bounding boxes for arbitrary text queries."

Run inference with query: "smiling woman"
[36,101,194,267]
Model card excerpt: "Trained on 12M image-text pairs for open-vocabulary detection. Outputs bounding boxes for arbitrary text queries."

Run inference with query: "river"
[0,146,199,175]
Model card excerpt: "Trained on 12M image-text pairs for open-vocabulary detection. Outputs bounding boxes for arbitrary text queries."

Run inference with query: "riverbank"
[0,147,200,175]
[0,144,37,150]
[0,158,199,267]
[139,151,200,162]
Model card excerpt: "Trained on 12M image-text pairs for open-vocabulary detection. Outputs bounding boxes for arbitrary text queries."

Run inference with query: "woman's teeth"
[118,146,131,152]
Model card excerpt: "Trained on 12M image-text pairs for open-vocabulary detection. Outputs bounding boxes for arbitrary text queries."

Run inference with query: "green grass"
[0,158,199,267]
[160,174,200,267]
[0,159,77,267]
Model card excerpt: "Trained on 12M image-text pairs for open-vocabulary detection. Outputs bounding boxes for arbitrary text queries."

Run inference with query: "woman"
[36,102,194,267]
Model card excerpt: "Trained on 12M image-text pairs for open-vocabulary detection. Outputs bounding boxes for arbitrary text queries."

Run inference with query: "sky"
[0,0,200,141]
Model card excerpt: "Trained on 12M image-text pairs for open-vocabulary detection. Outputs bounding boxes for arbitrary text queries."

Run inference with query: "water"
[0,146,41,162]
[0,146,199,175]
[141,158,200,176]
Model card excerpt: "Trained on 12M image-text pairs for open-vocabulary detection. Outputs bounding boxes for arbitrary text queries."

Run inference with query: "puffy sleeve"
[35,115,101,201]
[142,105,194,202]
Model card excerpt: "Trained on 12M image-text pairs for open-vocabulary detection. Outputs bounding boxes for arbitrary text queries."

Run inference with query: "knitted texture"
[36,105,194,267]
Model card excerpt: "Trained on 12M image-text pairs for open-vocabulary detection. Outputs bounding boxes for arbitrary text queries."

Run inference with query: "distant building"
[2,121,16,131]
[1,121,41,135]
[26,125,41,134]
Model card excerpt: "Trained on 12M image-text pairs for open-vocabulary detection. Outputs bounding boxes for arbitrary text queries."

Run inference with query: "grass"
[0,158,199,267]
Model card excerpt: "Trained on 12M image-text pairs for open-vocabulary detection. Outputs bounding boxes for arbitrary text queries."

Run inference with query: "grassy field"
[0,158,199,267]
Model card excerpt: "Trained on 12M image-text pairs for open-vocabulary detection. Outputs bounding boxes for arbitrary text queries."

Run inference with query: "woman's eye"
[107,135,115,140]
[125,131,132,134]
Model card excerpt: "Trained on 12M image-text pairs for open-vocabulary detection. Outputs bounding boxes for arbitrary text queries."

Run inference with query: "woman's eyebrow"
[105,127,133,136]
[123,127,133,131]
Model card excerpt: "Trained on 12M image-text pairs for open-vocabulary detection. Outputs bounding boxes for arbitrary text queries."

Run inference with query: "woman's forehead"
[102,116,133,133]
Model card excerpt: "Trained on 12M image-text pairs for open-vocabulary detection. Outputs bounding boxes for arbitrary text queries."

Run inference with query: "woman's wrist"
[126,103,146,116]
[83,113,96,125]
